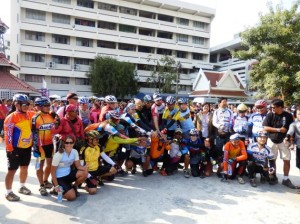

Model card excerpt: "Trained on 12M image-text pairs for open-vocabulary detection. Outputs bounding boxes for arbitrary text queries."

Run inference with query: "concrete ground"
[0,140,300,224]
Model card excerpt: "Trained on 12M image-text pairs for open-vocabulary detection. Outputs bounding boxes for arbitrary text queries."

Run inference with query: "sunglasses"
[239,110,247,113]
[21,103,30,107]
[43,105,51,107]
[65,141,74,145]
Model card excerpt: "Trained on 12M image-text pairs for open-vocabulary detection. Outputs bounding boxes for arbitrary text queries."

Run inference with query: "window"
[75,18,95,27]
[98,2,117,12]
[193,21,205,29]
[52,34,70,44]
[177,51,187,58]
[25,74,43,83]
[119,24,136,33]
[77,0,94,8]
[75,78,90,85]
[138,46,154,53]
[98,21,116,30]
[177,34,188,43]
[74,58,92,65]
[157,48,172,55]
[97,40,116,49]
[53,0,71,4]
[25,53,45,62]
[52,55,69,64]
[139,28,155,36]
[139,10,155,19]
[157,14,173,22]
[119,7,137,15]
[193,53,203,60]
[51,76,70,84]
[25,9,46,21]
[25,31,45,41]
[157,31,172,39]
[118,43,136,51]
[76,37,93,47]
[52,13,70,24]
[192,36,204,45]
[177,18,189,26]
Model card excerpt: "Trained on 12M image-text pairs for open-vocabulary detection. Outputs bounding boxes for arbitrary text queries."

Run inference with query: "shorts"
[7,147,32,170]
[267,139,291,160]
[57,169,78,195]
[128,157,143,166]
[39,144,54,160]
[86,166,111,188]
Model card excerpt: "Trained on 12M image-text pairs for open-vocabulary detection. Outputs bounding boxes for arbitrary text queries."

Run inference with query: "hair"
[7,103,17,115]
[55,135,76,154]
[271,99,284,108]
[218,97,227,104]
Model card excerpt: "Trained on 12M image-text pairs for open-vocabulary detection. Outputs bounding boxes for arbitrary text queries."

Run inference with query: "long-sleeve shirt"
[103,135,138,157]
[52,116,85,140]
[223,141,247,172]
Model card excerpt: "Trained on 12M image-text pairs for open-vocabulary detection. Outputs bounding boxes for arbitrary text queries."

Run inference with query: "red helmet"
[255,100,268,108]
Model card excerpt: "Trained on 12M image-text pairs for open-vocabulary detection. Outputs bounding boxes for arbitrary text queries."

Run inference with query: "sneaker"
[160,169,167,176]
[260,175,267,184]
[282,178,296,189]
[142,170,148,177]
[73,185,80,197]
[43,180,53,189]
[131,168,137,175]
[49,188,58,196]
[183,169,191,178]
[237,176,245,184]
[97,177,104,186]
[6,192,20,202]
[177,164,184,169]
[250,178,257,187]
[18,186,31,195]
[153,164,159,172]
[199,173,205,179]
[88,177,98,186]
[39,186,48,196]
[117,169,128,176]
[269,174,278,185]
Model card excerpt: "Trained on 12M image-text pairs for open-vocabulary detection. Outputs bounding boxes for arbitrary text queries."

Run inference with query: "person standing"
[4,94,35,201]
[0,99,8,136]
[56,93,79,118]
[263,99,295,188]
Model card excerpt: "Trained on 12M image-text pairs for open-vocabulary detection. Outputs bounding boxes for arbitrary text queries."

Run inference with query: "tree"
[146,55,181,93]
[86,56,139,98]
[233,1,300,104]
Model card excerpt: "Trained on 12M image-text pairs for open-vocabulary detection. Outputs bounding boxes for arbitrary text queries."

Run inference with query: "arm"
[212,110,219,129]
[100,152,116,166]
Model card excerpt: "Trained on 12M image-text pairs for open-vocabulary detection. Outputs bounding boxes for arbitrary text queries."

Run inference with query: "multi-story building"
[10,0,215,97]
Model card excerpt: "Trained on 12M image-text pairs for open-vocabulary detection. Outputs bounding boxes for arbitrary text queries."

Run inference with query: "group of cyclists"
[2,92,300,202]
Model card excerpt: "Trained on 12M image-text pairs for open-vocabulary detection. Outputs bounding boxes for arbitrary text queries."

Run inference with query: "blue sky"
[0,0,294,46]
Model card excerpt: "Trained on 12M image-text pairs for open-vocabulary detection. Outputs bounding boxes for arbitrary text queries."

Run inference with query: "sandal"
[39,186,48,196]
[19,186,31,195]
[6,192,20,202]
[43,180,53,189]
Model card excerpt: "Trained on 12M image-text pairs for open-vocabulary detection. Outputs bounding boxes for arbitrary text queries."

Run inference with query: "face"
[179,103,188,110]
[204,138,211,147]
[108,102,117,109]
[271,104,283,115]
[16,101,29,112]
[127,107,136,115]
[256,106,267,114]
[174,132,183,140]
[41,104,51,113]
[68,97,79,105]
[297,111,300,121]
[203,104,209,112]
[155,99,162,106]
[167,103,175,110]
[67,110,78,118]
[88,137,99,146]
[64,137,75,149]
[257,136,267,145]
[190,135,197,141]
[238,110,247,117]
[219,99,227,108]
[230,139,240,147]
[80,103,88,110]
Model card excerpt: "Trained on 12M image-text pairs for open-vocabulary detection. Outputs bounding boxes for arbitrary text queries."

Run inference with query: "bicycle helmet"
[85,130,100,139]
[79,97,89,104]
[237,103,248,112]
[34,97,51,106]
[108,110,120,119]
[230,133,240,141]
[105,95,117,103]
[189,128,198,136]
[178,97,187,104]
[153,93,162,101]
[144,95,152,103]
[166,96,176,105]
[13,94,29,104]
[257,131,268,138]
[255,100,268,108]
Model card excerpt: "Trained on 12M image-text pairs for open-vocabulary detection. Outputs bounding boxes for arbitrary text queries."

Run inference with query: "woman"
[51,135,88,201]
[193,102,213,140]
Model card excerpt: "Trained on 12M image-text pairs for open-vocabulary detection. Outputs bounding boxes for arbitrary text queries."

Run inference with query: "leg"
[43,158,52,182]
[5,169,17,190]
[19,166,29,184]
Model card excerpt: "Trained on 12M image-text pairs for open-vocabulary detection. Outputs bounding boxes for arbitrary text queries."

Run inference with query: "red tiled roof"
[0,71,39,94]
[203,71,224,87]
[190,89,248,97]
[0,53,19,70]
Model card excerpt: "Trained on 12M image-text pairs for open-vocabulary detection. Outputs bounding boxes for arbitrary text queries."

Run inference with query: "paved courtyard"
[0,140,299,224]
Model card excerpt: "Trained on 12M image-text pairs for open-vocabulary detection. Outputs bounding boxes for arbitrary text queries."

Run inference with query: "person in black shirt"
[263,99,295,188]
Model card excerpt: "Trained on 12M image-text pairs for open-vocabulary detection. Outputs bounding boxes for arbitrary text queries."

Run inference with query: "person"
[78,97,91,128]
[263,99,295,188]
[232,103,250,144]
[203,137,219,177]
[80,131,117,194]
[193,102,213,140]
[161,96,179,139]
[248,100,268,142]
[52,104,85,152]
[50,98,60,113]
[222,133,248,184]
[32,97,56,196]
[56,93,79,118]
[4,94,36,201]
[99,95,118,122]
[151,93,165,132]
[134,99,152,131]
[141,95,153,124]
[5,99,13,112]
[0,99,8,136]
[212,97,233,177]
[247,132,276,187]
[90,98,101,124]
[51,135,88,201]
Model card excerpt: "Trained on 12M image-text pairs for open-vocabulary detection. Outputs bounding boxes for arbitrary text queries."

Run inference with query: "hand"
[244,139,249,146]
[228,158,235,164]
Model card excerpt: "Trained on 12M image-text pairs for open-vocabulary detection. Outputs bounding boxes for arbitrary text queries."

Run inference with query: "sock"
[20,183,25,188]
[283,176,288,180]
[6,189,12,195]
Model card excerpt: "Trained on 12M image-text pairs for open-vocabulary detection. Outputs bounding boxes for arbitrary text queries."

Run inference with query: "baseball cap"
[175,127,183,133]
[65,104,77,112]
[66,93,78,100]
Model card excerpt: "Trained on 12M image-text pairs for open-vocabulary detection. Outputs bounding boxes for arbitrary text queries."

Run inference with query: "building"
[10,0,215,97]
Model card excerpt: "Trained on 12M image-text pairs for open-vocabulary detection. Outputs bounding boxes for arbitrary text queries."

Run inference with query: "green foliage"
[233,1,300,104]
[146,55,181,93]
[86,56,139,98]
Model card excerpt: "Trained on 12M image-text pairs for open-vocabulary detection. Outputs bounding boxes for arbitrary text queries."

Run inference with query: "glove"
[228,158,235,164]
[32,146,40,158]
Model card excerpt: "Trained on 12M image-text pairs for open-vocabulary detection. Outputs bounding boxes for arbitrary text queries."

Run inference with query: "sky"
[0,0,295,46]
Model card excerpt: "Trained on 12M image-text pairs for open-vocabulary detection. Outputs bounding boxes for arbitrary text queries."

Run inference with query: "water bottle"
[35,157,40,170]
[57,186,63,202]
[227,163,232,176]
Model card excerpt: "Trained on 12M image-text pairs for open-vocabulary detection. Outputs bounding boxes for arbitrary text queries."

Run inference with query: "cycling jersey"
[212,108,233,133]
[182,138,206,164]
[247,142,275,167]
[4,111,35,152]
[52,149,79,178]
[223,141,247,172]
[232,115,249,138]
[149,136,170,159]
[248,112,267,137]
[103,135,138,157]
[32,112,55,147]
[151,103,165,127]
[162,107,179,131]
[172,109,194,133]
[81,145,101,171]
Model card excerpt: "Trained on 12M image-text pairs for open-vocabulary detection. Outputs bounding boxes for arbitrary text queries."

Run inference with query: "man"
[263,99,295,188]
[4,94,35,201]
[141,95,153,124]
[32,97,56,196]
[151,93,165,132]
[99,95,118,122]
[56,92,79,118]
[212,97,233,177]
[135,99,152,131]
[0,99,8,136]
[161,96,179,139]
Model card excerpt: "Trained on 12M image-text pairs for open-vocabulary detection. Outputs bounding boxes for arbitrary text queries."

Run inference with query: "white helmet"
[105,95,117,103]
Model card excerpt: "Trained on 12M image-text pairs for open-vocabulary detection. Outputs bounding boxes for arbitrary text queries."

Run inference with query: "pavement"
[0,139,300,224]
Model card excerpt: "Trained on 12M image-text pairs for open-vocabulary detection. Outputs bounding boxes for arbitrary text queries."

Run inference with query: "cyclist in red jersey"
[99,95,118,122]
